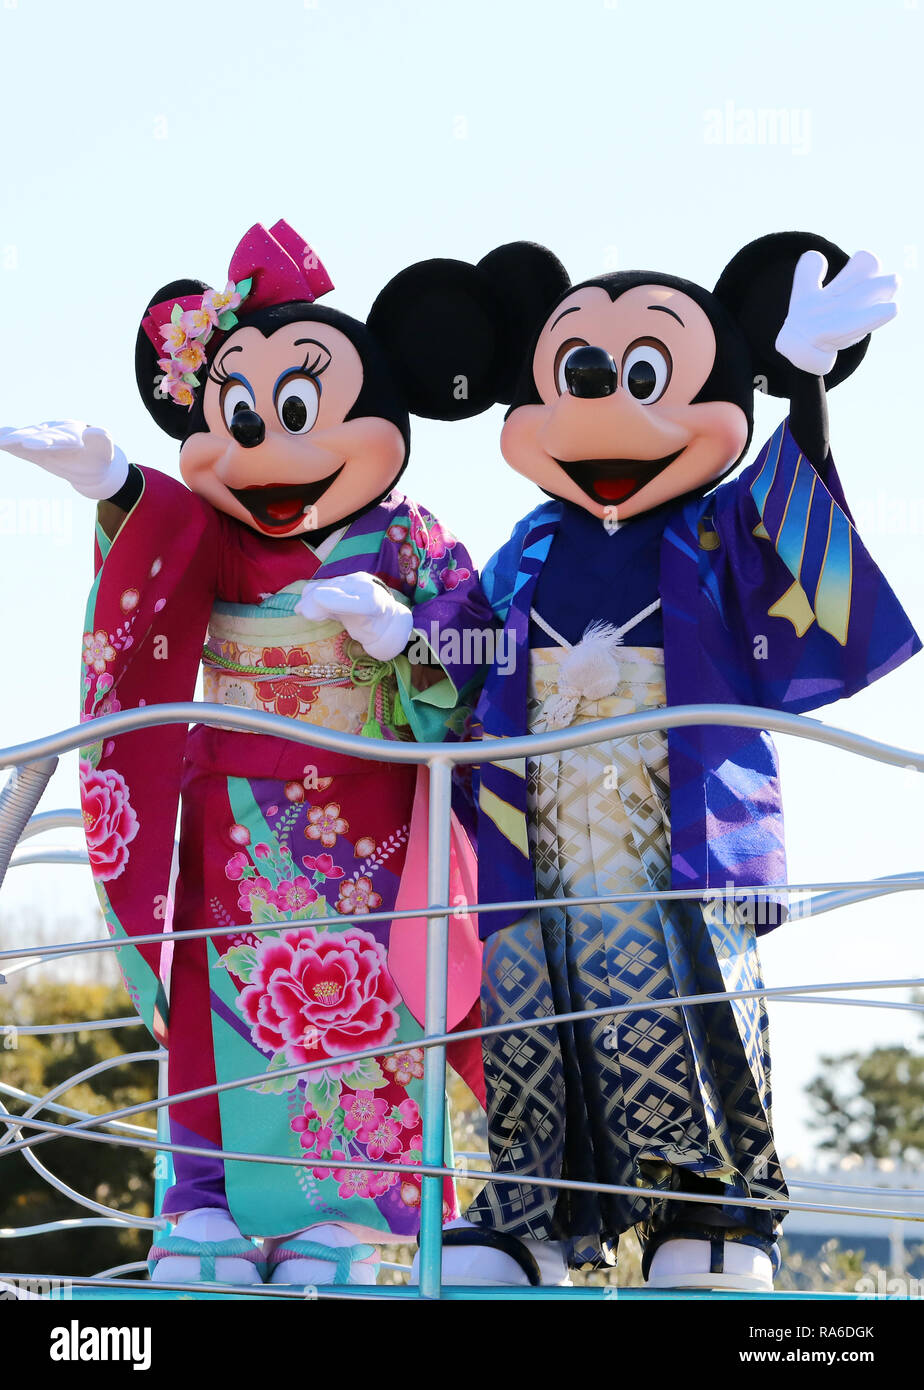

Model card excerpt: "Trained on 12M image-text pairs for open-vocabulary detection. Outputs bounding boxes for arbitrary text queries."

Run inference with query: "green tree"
[0,979,157,1279]
[806,997,924,1163]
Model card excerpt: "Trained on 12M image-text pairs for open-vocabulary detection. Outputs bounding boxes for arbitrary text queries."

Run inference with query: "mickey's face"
[502,284,749,521]
[178,319,406,537]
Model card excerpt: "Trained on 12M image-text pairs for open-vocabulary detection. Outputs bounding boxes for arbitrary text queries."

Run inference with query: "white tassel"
[540,690,581,731]
[539,622,625,730]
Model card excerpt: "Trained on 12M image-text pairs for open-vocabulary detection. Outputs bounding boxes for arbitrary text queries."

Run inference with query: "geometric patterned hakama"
[468,647,788,1269]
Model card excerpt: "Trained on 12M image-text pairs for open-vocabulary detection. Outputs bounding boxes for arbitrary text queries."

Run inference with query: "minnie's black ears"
[134,278,210,439]
[366,242,570,419]
[713,231,869,398]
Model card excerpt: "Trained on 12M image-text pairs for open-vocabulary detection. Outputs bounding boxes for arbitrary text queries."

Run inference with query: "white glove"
[0,419,129,500]
[295,572,414,661]
[775,249,899,376]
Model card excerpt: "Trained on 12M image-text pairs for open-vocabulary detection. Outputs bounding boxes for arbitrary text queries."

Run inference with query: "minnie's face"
[501,284,749,521]
[179,319,405,537]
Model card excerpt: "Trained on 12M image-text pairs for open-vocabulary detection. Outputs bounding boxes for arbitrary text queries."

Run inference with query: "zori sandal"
[266,1234,379,1286]
[148,1234,267,1285]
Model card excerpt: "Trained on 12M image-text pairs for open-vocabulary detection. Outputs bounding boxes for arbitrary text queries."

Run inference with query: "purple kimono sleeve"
[393,506,495,744]
[709,418,921,715]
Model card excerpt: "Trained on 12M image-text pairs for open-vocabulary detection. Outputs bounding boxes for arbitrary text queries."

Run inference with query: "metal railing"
[0,702,922,1299]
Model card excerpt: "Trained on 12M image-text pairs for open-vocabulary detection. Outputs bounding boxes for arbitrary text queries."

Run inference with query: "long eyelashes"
[208,345,243,387]
[208,341,332,390]
[292,339,332,379]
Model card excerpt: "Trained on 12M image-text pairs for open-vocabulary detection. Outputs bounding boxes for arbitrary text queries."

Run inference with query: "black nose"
[229,409,265,448]
[564,345,618,398]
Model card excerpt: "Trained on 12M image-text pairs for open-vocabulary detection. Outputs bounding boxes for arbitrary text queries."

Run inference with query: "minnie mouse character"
[0,220,495,1287]
[390,233,919,1288]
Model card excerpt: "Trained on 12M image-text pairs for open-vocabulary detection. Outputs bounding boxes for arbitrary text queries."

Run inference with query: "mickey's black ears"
[476,243,572,401]
[713,231,869,398]
[135,279,210,439]
[366,242,570,419]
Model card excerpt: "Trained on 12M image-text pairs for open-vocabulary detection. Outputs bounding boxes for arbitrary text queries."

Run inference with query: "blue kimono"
[476,418,920,933]
[467,419,920,1270]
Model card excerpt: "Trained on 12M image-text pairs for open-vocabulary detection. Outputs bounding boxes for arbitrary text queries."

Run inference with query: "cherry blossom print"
[397,542,419,583]
[383,1047,425,1086]
[336,875,383,916]
[274,875,319,913]
[302,852,344,880]
[254,646,319,718]
[83,630,116,674]
[305,802,348,849]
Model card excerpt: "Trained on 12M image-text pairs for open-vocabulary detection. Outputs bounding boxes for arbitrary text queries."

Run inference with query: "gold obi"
[201,589,402,737]
[528,644,667,731]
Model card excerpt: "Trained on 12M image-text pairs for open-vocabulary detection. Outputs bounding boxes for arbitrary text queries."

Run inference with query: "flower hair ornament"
[140,219,334,408]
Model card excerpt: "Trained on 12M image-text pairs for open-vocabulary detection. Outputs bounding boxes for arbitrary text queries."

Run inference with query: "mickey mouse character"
[390,233,919,1288]
[0,221,493,1287]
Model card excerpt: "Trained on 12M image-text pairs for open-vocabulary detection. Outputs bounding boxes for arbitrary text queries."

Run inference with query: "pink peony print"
[236,925,400,1076]
[79,760,140,882]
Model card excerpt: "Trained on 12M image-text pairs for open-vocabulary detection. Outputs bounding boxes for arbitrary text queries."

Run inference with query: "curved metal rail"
[0,702,921,1299]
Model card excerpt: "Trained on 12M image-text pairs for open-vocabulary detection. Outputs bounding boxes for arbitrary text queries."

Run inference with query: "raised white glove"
[295,572,414,661]
[775,249,899,376]
[0,419,129,500]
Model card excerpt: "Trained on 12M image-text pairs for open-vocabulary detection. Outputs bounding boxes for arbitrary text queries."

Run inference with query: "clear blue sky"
[0,0,921,1162]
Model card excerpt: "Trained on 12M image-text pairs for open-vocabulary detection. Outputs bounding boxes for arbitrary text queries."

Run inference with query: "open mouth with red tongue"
[557,450,684,507]
[229,468,345,535]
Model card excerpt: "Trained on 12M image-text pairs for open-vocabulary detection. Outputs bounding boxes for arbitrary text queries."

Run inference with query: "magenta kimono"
[79,467,486,1240]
